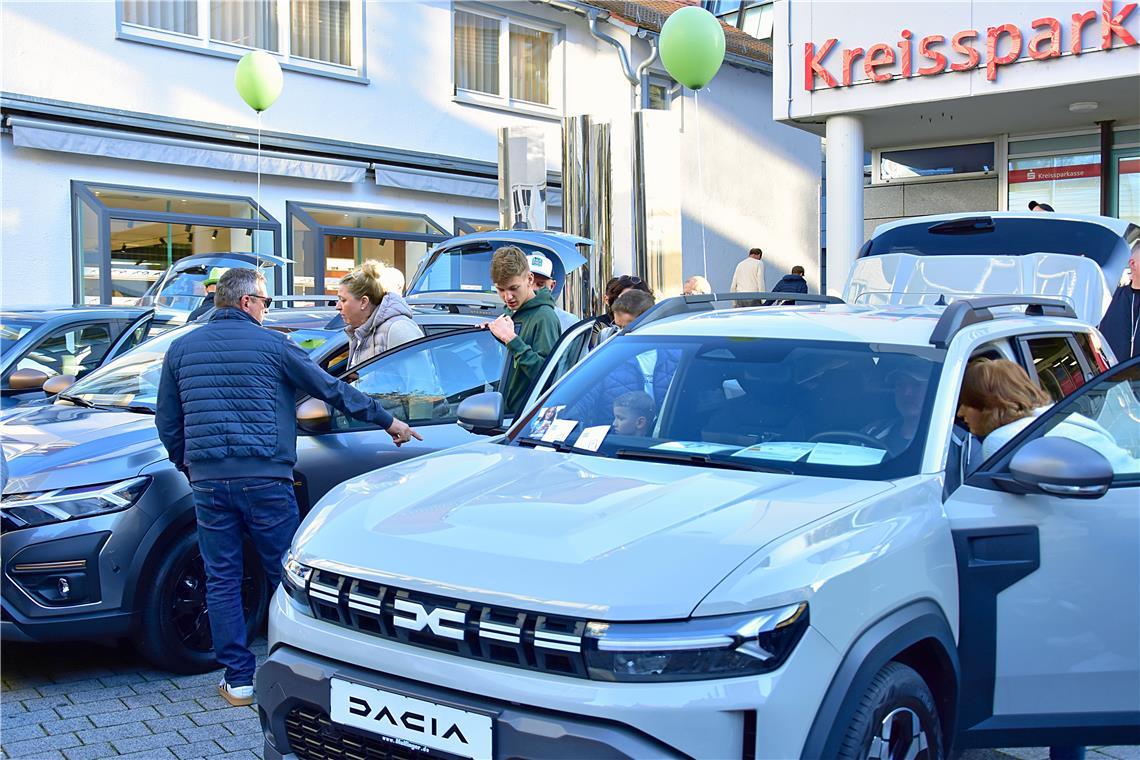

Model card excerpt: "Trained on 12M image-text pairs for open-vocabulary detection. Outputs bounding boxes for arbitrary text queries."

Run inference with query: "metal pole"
[824,115,864,297]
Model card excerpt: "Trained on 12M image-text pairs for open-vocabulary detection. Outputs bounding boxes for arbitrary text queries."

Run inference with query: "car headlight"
[0,477,149,529]
[282,553,313,605]
[583,602,808,682]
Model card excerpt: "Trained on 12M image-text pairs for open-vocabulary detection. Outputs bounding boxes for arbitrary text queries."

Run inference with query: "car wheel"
[836,661,943,760]
[133,529,269,674]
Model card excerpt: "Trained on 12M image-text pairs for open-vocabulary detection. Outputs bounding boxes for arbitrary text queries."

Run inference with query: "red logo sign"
[804,0,1137,90]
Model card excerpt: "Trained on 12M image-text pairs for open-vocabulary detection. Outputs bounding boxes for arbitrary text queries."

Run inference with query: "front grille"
[305,569,590,678]
[285,704,441,760]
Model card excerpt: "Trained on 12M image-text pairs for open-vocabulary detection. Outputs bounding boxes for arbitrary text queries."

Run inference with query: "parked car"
[406,229,590,318]
[1,306,168,410]
[259,283,1138,758]
[137,251,291,324]
[859,211,1140,289]
[0,305,597,673]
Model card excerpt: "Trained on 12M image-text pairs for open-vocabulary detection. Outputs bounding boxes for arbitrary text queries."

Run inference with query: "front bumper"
[262,589,841,759]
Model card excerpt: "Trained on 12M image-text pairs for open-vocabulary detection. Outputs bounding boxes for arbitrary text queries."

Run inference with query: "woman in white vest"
[337,260,423,368]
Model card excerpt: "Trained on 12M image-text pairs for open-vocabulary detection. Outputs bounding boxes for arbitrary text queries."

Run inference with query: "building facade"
[773,0,1140,293]
[0,0,822,308]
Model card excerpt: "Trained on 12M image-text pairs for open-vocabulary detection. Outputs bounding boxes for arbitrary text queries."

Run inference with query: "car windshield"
[0,318,40,356]
[64,322,335,411]
[149,258,282,311]
[509,336,943,481]
[866,216,1125,269]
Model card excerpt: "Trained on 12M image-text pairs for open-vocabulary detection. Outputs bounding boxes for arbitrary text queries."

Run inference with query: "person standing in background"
[683,275,712,295]
[731,248,766,294]
[1099,244,1140,360]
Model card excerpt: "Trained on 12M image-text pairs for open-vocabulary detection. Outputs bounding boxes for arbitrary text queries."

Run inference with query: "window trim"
[451,2,564,118]
[286,201,450,296]
[72,180,282,305]
[872,137,999,186]
[1014,332,1095,400]
[115,0,368,84]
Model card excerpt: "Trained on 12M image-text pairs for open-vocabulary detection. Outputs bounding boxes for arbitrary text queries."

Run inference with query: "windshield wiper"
[113,404,156,415]
[515,436,600,456]
[614,448,791,474]
[57,394,94,408]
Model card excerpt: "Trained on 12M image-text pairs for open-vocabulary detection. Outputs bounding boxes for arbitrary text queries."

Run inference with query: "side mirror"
[458,392,504,435]
[1006,437,1114,499]
[8,369,49,391]
[297,398,331,432]
[43,375,77,396]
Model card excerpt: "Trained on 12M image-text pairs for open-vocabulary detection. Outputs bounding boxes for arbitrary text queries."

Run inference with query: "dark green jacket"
[503,288,562,414]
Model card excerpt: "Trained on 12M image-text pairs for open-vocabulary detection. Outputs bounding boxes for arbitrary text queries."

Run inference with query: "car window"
[1022,335,1086,402]
[996,360,1140,482]
[0,319,38,356]
[12,322,115,380]
[510,336,943,481]
[1073,331,1112,373]
[330,329,506,430]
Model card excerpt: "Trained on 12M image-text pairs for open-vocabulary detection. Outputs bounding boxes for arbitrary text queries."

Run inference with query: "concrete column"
[824,115,864,297]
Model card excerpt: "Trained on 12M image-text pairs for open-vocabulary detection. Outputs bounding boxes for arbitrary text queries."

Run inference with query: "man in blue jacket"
[156,267,420,706]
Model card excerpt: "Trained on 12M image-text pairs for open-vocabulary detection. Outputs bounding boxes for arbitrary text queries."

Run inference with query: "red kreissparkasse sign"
[804,0,1137,90]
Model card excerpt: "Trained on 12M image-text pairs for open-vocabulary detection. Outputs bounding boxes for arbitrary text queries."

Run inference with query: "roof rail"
[629,291,843,332]
[928,296,1077,349]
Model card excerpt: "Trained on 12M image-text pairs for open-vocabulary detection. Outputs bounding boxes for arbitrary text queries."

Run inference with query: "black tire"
[837,661,943,760]
[133,529,270,674]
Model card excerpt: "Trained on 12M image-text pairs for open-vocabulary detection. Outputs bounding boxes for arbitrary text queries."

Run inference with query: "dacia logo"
[347,697,468,745]
[392,598,466,640]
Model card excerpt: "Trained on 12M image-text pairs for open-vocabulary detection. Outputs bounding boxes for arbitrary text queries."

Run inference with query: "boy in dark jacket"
[484,246,562,414]
[772,265,809,295]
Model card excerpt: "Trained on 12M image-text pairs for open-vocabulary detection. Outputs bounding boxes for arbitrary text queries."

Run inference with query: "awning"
[376,165,562,206]
[8,116,368,183]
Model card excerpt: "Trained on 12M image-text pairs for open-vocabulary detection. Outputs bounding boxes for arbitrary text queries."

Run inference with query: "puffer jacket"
[156,308,395,482]
[345,293,424,368]
[771,274,808,294]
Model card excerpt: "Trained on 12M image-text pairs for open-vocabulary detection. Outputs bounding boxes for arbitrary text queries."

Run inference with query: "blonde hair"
[960,359,1051,437]
[490,246,529,285]
[685,275,712,294]
[340,260,400,305]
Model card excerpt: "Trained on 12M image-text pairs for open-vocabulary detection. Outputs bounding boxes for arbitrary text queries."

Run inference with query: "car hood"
[294,444,893,620]
[0,403,165,494]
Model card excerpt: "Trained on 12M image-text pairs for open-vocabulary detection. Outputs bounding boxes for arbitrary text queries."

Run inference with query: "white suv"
[257,293,1140,759]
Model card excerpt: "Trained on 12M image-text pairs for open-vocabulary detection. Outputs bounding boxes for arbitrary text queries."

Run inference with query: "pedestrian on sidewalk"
[683,275,712,295]
[156,267,421,707]
[731,248,766,307]
[1099,243,1140,361]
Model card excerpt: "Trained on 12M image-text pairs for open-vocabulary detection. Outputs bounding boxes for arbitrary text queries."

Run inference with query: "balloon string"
[695,87,708,283]
[255,111,262,267]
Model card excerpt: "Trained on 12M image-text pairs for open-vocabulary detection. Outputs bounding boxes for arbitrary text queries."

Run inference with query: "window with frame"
[453,7,557,108]
[1022,335,1087,402]
[878,142,995,183]
[120,0,360,74]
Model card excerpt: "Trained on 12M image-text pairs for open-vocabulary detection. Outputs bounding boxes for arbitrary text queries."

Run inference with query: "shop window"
[119,0,361,75]
[72,182,280,305]
[704,1,774,41]
[878,142,994,182]
[453,6,561,112]
[454,218,499,236]
[286,203,449,296]
[1008,153,1100,217]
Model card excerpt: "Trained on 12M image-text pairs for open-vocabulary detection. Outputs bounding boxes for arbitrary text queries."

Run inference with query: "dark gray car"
[0,308,598,673]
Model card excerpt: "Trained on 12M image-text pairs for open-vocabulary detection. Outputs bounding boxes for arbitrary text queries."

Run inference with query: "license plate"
[330,678,493,759]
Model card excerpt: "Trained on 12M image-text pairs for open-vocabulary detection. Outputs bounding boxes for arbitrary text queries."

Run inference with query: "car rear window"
[865,217,1123,269]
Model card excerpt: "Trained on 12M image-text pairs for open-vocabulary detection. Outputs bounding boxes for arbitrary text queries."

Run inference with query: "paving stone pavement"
[2,637,1137,759]
[1,637,267,760]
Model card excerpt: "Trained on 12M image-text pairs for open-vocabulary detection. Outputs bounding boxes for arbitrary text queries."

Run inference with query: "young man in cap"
[1028,200,1055,212]
[485,246,562,414]
[188,267,228,322]
[527,252,577,330]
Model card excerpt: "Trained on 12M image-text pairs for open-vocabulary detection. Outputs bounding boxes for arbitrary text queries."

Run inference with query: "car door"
[103,311,157,364]
[945,356,1140,748]
[517,316,606,415]
[294,328,509,511]
[0,319,121,408]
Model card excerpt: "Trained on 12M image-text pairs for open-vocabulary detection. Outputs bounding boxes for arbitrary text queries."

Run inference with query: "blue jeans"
[190,477,300,686]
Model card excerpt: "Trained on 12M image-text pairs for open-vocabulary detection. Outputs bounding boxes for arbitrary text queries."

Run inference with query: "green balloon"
[234,50,283,112]
[659,7,726,90]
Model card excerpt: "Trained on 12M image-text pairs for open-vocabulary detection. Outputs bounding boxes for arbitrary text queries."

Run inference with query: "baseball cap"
[528,253,554,279]
[1028,200,1055,212]
[203,267,228,286]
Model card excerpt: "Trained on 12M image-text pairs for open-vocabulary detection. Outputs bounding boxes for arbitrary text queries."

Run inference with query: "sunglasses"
[245,293,273,308]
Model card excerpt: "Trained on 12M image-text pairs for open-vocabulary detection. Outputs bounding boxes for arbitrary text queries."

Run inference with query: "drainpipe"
[588,13,654,279]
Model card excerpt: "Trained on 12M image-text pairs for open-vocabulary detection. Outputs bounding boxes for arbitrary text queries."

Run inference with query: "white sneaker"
[218,677,254,707]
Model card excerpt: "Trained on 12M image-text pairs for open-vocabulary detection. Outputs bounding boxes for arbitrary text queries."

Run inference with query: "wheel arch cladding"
[801,599,960,759]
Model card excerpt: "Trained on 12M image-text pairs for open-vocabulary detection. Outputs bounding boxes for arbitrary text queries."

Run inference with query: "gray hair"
[214,267,265,308]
